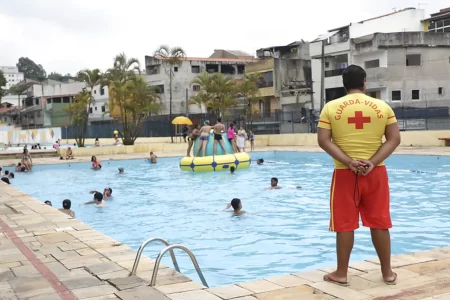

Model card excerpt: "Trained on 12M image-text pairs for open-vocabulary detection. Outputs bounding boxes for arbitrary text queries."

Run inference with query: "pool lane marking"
[0,218,77,300]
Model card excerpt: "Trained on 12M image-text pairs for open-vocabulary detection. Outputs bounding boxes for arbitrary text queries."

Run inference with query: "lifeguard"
[317,65,400,286]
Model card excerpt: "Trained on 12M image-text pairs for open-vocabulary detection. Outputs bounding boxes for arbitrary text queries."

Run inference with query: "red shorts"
[329,166,392,232]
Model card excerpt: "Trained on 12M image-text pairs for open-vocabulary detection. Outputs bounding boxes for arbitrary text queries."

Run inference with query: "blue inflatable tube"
[193,132,234,156]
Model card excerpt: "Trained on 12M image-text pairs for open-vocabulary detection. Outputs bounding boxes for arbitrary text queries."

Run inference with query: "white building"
[145,50,257,115]
[88,85,111,123]
[0,66,24,89]
[310,8,426,110]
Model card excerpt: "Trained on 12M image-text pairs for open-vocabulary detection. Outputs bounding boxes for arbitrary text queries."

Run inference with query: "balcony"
[245,58,274,74]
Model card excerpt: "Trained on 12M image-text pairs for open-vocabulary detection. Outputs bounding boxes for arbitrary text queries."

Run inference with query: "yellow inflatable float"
[179,132,251,172]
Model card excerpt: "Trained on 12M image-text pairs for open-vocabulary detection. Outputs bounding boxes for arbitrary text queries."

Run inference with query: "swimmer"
[187,125,200,157]
[223,198,246,215]
[195,120,212,157]
[8,172,14,179]
[83,192,106,206]
[257,158,264,165]
[118,168,124,174]
[59,199,75,218]
[269,177,281,189]
[91,156,101,169]
[150,152,157,163]
[90,187,112,199]
[44,200,52,206]
[1,177,10,185]
[230,166,235,174]
[213,118,227,155]
[15,163,22,172]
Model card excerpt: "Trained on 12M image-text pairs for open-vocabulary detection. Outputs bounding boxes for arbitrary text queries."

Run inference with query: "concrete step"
[0,150,59,160]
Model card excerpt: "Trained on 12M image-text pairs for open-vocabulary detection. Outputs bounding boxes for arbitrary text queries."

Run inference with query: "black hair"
[229,123,234,128]
[217,117,222,122]
[44,200,52,206]
[1,177,10,185]
[271,177,278,184]
[108,188,112,194]
[21,167,26,172]
[230,166,235,173]
[0,167,2,171]
[94,192,103,202]
[18,163,21,166]
[342,65,366,91]
[231,198,241,210]
[91,156,96,162]
[62,199,71,209]
[9,172,14,179]
[5,170,9,175]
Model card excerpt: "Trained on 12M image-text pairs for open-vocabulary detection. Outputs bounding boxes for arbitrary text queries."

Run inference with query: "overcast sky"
[0,0,446,75]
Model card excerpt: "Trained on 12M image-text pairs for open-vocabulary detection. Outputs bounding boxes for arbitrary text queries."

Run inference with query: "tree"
[48,72,75,82]
[0,71,6,103]
[153,45,186,143]
[108,76,160,145]
[107,52,140,83]
[66,90,92,147]
[190,72,237,116]
[16,57,46,81]
[235,74,262,130]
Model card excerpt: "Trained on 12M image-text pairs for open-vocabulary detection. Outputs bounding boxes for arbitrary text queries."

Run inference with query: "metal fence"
[59,100,450,139]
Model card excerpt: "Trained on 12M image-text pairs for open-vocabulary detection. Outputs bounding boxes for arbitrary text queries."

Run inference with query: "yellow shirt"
[318,93,397,169]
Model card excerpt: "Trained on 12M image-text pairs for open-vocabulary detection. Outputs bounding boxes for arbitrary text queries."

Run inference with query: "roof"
[154,56,258,63]
[257,40,307,51]
[422,10,450,22]
[225,50,253,57]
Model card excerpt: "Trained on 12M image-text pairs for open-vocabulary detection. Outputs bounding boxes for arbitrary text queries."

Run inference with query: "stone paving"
[1,146,450,299]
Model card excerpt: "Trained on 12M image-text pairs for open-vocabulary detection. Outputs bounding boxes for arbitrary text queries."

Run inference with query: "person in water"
[91,156,101,169]
[257,159,264,165]
[83,192,106,206]
[118,168,124,174]
[44,200,52,206]
[224,198,246,215]
[213,118,227,155]
[269,177,281,189]
[59,199,75,218]
[90,188,112,200]
[150,152,157,163]
[230,166,235,174]
[195,121,212,157]
[187,125,200,157]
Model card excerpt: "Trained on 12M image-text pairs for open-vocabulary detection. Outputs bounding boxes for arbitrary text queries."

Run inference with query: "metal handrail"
[150,244,208,287]
[130,238,180,276]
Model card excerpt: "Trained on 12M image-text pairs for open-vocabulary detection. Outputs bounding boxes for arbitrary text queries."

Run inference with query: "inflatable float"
[179,132,251,172]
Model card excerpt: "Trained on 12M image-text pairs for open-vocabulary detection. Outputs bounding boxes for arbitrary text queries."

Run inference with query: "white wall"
[352,51,388,68]
[0,66,24,89]
[350,9,425,39]
[89,84,110,120]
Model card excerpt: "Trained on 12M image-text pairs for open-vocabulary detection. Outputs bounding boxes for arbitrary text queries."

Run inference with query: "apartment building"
[423,7,450,33]
[0,66,24,89]
[88,84,111,123]
[144,50,257,115]
[310,7,426,109]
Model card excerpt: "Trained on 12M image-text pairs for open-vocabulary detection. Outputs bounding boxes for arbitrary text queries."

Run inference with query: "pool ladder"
[130,237,208,287]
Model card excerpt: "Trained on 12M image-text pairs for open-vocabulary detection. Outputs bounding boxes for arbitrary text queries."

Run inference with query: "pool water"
[9,152,450,287]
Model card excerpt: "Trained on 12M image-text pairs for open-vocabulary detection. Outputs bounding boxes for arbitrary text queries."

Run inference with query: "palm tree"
[66,90,92,147]
[153,45,186,143]
[235,74,262,130]
[108,52,140,83]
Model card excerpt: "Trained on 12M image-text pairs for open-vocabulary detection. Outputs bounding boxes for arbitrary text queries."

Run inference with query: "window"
[63,97,70,103]
[439,87,444,95]
[364,59,380,69]
[325,62,330,68]
[100,87,105,96]
[193,85,201,92]
[46,99,51,104]
[191,66,200,73]
[36,111,40,118]
[89,107,93,114]
[101,106,105,112]
[406,54,421,66]
[412,90,420,100]
[153,84,164,94]
[95,106,97,111]
[94,90,97,94]
[35,98,39,105]
[391,90,402,101]
[174,67,178,72]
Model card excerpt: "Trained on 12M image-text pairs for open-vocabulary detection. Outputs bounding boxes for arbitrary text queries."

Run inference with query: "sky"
[0,0,447,75]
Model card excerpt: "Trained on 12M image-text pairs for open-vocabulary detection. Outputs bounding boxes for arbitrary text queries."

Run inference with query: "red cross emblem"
[348,111,371,129]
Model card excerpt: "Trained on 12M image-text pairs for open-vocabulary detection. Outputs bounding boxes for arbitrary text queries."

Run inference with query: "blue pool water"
[8,151,450,287]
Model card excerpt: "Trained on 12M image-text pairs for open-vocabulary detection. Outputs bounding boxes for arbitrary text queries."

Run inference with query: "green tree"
[107,52,140,83]
[0,70,6,103]
[48,72,75,82]
[108,76,160,145]
[66,90,92,147]
[235,74,262,129]
[190,72,237,116]
[153,45,186,143]
[16,57,47,81]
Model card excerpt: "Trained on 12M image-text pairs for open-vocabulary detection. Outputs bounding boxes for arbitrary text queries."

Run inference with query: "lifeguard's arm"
[317,105,353,167]
[368,108,401,165]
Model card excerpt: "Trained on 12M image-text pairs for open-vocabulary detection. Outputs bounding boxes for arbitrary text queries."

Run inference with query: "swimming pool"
[8,151,450,287]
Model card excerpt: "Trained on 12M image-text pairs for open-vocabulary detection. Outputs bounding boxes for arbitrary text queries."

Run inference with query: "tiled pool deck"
[2,146,450,300]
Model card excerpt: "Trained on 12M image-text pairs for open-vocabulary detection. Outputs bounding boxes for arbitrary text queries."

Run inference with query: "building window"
[63,97,70,103]
[100,87,105,96]
[89,107,93,114]
[191,66,200,73]
[193,85,201,92]
[391,90,402,101]
[35,98,39,105]
[152,84,164,94]
[412,90,420,100]
[174,67,178,72]
[101,106,105,112]
[94,90,97,94]
[439,87,444,95]
[36,111,40,118]
[324,62,330,68]
[406,54,421,66]
[95,106,98,111]
[364,59,380,69]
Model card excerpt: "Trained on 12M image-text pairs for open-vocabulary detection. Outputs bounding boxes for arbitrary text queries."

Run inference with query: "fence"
[58,100,450,139]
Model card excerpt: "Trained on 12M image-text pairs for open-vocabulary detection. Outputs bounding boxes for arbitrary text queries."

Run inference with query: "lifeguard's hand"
[358,160,374,176]
[346,160,367,174]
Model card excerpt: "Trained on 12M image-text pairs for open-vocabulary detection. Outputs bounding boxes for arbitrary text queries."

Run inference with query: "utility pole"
[185,88,188,116]
[319,40,326,111]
